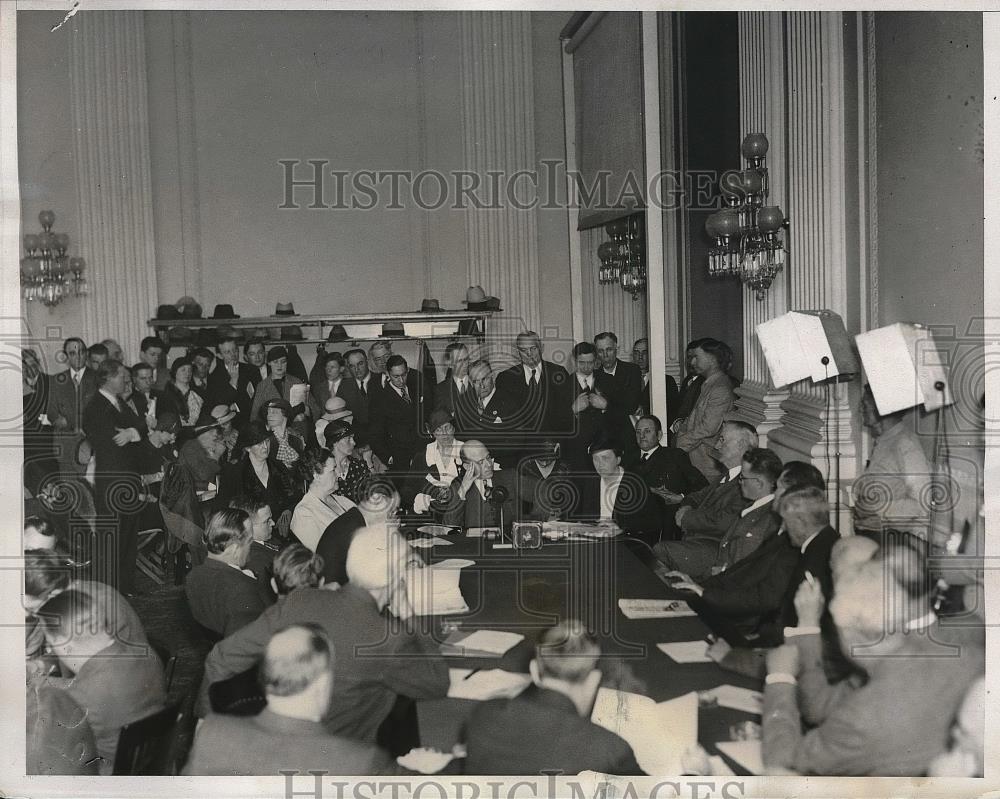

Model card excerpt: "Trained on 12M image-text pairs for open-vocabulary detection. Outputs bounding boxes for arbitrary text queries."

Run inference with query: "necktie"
[458,379,466,395]
[641,451,650,461]
[400,386,411,404]
[72,371,80,388]
[478,395,486,415]
[358,379,367,397]
[529,368,538,389]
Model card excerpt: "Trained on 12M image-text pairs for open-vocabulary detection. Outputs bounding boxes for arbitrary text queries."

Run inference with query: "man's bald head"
[262,624,333,698]
[345,525,408,592]
[461,440,490,463]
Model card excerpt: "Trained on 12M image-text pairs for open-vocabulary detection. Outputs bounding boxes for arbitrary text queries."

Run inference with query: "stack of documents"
[447,668,531,701]
[618,598,697,619]
[441,629,525,657]
[406,559,473,615]
[408,536,453,549]
[591,688,698,775]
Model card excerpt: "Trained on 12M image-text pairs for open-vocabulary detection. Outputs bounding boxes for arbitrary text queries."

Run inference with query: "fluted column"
[69,11,158,359]
[459,12,540,342]
[732,12,790,444]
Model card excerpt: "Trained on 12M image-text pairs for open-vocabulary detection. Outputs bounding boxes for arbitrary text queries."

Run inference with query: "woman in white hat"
[313,396,353,444]
[209,404,239,462]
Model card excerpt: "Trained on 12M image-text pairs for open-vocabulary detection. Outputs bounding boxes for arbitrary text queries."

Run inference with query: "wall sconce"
[597,212,645,301]
[704,133,788,300]
[21,210,89,307]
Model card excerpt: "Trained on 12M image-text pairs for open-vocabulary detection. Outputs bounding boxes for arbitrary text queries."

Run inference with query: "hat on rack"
[211,304,240,319]
[210,403,238,426]
[281,326,304,342]
[216,324,244,343]
[274,302,297,316]
[461,285,501,311]
[327,324,350,343]
[419,298,443,312]
[381,322,405,337]
[156,304,181,321]
[168,326,195,347]
[176,296,203,319]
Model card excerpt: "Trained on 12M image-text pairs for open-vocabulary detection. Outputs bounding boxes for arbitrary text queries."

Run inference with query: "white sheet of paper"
[450,629,524,656]
[406,561,469,615]
[715,740,764,775]
[289,383,309,406]
[618,598,697,619]
[657,641,712,663]
[447,668,531,700]
[591,688,698,775]
[417,524,456,535]
[705,685,764,716]
[408,536,453,549]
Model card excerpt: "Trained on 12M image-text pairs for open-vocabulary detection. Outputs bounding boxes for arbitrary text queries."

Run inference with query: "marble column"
[69,11,158,359]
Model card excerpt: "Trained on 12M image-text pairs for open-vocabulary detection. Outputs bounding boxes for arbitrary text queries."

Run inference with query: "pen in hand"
[463,669,480,681]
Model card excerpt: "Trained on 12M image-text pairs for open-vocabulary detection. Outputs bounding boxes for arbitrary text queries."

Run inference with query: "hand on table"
[664,570,691,583]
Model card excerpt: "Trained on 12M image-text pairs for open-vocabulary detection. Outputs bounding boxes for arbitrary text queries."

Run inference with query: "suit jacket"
[674,371,735,481]
[441,469,517,529]
[712,500,780,575]
[514,458,577,521]
[311,375,345,412]
[596,359,643,417]
[59,639,167,775]
[638,372,680,426]
[434,374,472,417]
[250,374,322,427]
[763,627,984,776]
[208,361,258,420]
[630,445,709,539]
[462,684,643,776]
[27,684,99,775]
[81,392,144,515]
[368,370,431,468]
[674,373,703,421]
[184,556,273,637]
[338,375,380,447]
[495,360,573,440]
[562,372,615,471]
[47,368,98,474]
[315,507,366,586]
[457,387,523,465]
[572,469,662,544]
[200,585,449,743]
[221,454,300,518]
[183,708,393,776]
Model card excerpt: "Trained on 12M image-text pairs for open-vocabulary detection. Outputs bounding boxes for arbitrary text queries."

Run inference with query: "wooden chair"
[149,639,177,695]
[111,700,182,776]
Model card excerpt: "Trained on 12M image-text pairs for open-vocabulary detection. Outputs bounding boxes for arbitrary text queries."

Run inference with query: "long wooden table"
[412,531,761,773]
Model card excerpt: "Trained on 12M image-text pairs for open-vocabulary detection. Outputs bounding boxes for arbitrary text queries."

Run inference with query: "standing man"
[47,337,98,479]
[463,359,521,466]
[82,360,146,594]
[137,336,168,391]
[368,354,428,474]
[339,347,379,452]
[594,332,642,419]
[210,335,257,422]
[368,341,393,391]
[563,342,613,472]
[435,342,473,417]
[632,337,680,426]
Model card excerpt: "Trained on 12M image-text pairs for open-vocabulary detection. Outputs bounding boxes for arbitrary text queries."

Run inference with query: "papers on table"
[657,640,712,663]
[466,527,498,538]
[396,747,454,774]
[416,524,456,536]
[447,668,531,701]
[406,559,472,616]
[288,383,309,406]
[701,685,763,716]
[591,688,698,776]
[408,536,453,549]
[542,521,623,539]
[618,598,697,619]
[715,741,764,775]
[443,629,525,657]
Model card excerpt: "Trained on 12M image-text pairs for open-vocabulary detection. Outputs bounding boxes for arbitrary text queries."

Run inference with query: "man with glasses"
[442,440,516,529]
[229,495,282,600]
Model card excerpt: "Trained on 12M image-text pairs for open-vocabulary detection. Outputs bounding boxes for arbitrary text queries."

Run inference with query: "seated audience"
[291,448,356,550]
[630,414,707,540]
[185,508,273,637]
[262,397,306,471]
[316,480,401,587]
[226,420,298,536]
[853,384,933,541]
[462,620,642,776]
[653,420,756,574]
[573,437,662,546]
[178,413,226,495]
[673,338,736,482]
[324,420,372,505]
[761,552,984,775]
[36,589,167,774]
[411,409,464,515]
[200,529,448,743]
[229,495,284,599]
[441,439,516,529]
[184,623,393,776]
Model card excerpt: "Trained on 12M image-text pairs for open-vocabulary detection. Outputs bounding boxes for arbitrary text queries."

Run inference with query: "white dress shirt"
[522,363,541,385]
[576,373,594,391]
[599,468,625,519]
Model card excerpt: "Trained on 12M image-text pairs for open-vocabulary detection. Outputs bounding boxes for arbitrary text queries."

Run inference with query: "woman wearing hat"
[209,404,240,462]
[222,420,298,538]
[289,448,355,551]
[410,409,465,517]
[323,420,371,505]
[178,412,227,503]
[262,398,305,472]
[158,357,204,428]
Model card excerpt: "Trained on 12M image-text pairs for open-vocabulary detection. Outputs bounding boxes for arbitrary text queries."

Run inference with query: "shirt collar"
[522,363,541,382]
[603,361,618,377]
[741,493,774,517]
[600,467,625,485]
[724,465,742,483]
[535,459,556,478]
[641,444,660,458]
[481,388,496,407]
[70,367,85,380]
[98,388,120,407]
[576,372,593,389]
[800,530,821,554]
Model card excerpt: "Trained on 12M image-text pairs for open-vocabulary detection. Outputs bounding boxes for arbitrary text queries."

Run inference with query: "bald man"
[441,440,517,530]
[185,624,393,775]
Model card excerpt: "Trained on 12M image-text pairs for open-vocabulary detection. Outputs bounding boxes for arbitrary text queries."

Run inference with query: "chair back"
[149,640,177,694]
[111,700,182,776]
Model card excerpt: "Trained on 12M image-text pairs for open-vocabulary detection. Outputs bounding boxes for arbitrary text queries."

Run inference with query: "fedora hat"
[193,411,222,435]
[327,324,349,343]
[211,304,240,319]
[176,296,203,319]
[274,302,297,316]
[461,285,501,311]
[156,304,181,321]
[381,322,405,337]
[281,326,304,342]
[419,298,443,312]
[210,403,238,426]
[216,324,244,343]
[322,396,353,422]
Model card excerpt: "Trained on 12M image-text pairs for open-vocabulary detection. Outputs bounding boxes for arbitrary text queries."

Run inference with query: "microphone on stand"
[486,484,510,541]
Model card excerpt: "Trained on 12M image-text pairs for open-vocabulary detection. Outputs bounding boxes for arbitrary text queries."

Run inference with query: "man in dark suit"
[441,440,517,530]
[632,337,680,425]
[514,440,578,521]
[495,330,572,452]
[434,342,471,416]
[48,337,98,477]
[630,415,708,540]
[138,335,169,392]
[460,359,521,466]
[22,348,55,495]
[562,342,614,472]
[184,624,393,776]
[677,486,840,647]
[81,359,147,594]
[462,620,642,776]
[309,350,346,411]
[338,347,380,454]
[243,338,269,387]
[369,354,431,474]
[670,339,706,437]
[209,335,258,423]
[594,332,643,418]
[573,438,662,546]
[185,507,273,637]
[316,481,399,587]
[653,420,757,575]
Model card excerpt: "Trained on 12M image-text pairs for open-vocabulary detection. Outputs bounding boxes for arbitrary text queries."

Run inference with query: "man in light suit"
[184,624,393,776]
[674,339,736,482]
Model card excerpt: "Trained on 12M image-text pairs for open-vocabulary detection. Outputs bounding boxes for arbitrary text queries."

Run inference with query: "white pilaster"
[69,11,158,358]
